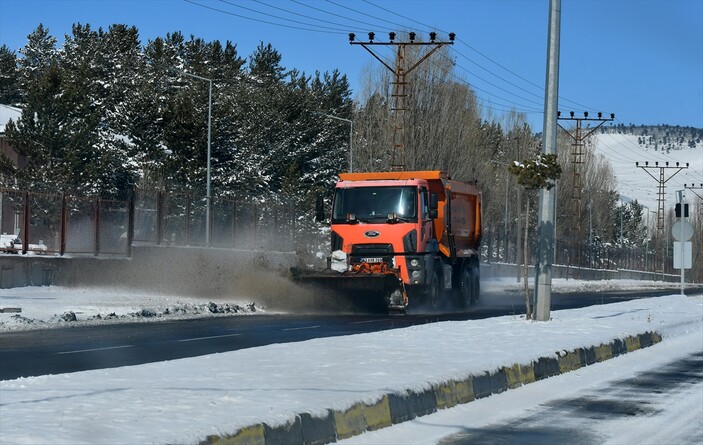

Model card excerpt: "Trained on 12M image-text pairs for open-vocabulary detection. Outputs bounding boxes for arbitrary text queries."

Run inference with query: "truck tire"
[470,266,480,304]
[455,266,471,308]
[426,268,441,310]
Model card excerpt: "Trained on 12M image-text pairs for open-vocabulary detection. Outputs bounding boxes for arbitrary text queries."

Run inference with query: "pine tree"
[0,45,20,105]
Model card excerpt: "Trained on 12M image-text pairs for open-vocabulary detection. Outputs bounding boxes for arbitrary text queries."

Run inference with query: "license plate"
[361,257,384,263]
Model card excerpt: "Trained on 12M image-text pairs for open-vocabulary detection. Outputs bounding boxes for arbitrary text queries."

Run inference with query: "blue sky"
[1,0,702,130]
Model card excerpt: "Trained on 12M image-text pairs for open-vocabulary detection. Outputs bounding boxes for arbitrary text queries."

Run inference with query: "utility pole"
[534,0,561,322]
[170,67,213,246]
[635,161,689,273]
[315,112,354,173]
[684,184,703,205]
[349,31,454,171]
[685,183,703,219]
[557,111,614,277]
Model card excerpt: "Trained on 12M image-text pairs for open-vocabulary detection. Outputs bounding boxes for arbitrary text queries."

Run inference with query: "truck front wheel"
[426,268,441,310]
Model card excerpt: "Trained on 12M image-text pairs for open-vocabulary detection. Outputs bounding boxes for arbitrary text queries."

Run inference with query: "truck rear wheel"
[455,266,472,308]
[470,266,480,304]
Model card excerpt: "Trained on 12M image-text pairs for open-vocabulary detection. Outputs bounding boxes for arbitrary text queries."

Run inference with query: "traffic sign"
[672,221,693,241]
[673,242,692,269]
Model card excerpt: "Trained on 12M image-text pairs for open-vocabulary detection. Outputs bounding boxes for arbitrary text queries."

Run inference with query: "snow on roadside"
[0,293,701,445]
[0,286,261,331]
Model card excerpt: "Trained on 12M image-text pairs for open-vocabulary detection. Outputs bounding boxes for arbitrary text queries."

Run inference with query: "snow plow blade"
[290,268,406,314]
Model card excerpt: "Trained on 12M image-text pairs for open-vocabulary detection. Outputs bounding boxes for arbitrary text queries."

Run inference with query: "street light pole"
[172,68,213,245]
[316,112,353,173]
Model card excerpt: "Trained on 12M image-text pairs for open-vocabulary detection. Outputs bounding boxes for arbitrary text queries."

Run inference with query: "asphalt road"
[436,350,703,445]
[1,286,701,380]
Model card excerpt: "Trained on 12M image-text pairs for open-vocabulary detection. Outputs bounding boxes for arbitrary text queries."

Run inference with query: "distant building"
[0,104,25,169]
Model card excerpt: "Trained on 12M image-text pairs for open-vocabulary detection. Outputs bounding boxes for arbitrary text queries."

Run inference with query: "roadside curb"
[199,331,662,445]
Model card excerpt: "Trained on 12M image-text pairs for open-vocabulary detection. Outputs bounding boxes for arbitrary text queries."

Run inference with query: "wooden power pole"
[349,31,454,171]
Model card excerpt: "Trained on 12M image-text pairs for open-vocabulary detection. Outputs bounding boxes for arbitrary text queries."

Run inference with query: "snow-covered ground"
[0,280,701,445]
[340,328,703,445]
[0,285,261,332]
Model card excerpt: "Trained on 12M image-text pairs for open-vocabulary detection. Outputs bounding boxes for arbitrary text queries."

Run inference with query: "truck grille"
[350,244,393,264]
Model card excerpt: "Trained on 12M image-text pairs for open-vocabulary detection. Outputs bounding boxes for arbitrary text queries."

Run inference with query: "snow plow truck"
[293,170,482,314]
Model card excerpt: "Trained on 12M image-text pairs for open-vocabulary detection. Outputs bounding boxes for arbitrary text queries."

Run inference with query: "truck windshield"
[332,186,417,223]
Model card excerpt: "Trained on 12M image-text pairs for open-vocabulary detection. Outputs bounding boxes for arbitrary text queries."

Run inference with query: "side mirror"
[429,193,438,210]
[315,194,326,222]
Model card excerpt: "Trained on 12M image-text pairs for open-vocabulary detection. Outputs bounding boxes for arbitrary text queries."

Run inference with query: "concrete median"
[199,331,663,445]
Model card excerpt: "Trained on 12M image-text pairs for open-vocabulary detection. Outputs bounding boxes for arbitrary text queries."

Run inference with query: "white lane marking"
[177,333,243,342]
[282,325,321,331]
[351,319,389,324]
[56,345,134,355]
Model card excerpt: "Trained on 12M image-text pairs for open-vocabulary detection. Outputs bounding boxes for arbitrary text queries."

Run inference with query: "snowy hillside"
[590,126,703,212]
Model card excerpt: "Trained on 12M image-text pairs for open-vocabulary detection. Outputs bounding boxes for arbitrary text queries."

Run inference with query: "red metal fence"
[1,188,295,256]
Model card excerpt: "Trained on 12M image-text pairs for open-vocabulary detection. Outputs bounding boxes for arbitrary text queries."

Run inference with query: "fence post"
[59,193,67,256]
[207,196,213,248]
[94,196,101,256]
[274,205,279,250]
[254,203,258,249]
[127,189,135,257]
[185,195,191,245]
[156,191,164,245]
[22,191,30,254]
[231,200,237,248]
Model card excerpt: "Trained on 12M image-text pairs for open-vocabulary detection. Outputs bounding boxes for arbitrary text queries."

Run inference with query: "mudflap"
[291,268,407,315]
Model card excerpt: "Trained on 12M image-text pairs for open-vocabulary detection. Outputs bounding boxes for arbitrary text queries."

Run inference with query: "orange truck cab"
[313,170,482,314]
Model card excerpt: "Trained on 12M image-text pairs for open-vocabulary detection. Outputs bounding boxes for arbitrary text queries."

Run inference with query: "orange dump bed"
[338,171,481,256]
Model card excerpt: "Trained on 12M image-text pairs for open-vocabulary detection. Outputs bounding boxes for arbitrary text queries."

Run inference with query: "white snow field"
[591,132,703,212]
[0,283,701,445]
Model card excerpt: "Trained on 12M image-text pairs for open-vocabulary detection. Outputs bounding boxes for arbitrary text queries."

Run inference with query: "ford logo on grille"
[364,230,380,238]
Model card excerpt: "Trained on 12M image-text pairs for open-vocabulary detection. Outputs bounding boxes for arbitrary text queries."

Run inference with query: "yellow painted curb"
[557,350,582,373]
[334,403,366,439]
[519,363,536,384]
[595,344,613,362]
[363,396,392,431]
[434,381,458,409]
[203,424,265,445]
[504,364,522,389]
[454,377,475,404]
[626,335,641,352]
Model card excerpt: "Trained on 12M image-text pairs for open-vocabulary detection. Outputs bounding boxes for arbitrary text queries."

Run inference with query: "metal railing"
[1,187,296,256]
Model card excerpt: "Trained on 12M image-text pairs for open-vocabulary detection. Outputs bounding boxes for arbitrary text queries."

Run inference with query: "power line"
[360,0,601,111]
[184,0,345,34]
[291,0,394,31]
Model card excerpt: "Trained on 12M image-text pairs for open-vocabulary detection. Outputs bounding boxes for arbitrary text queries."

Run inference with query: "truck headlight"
[410,258,420,267]
[411,270,420,279]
